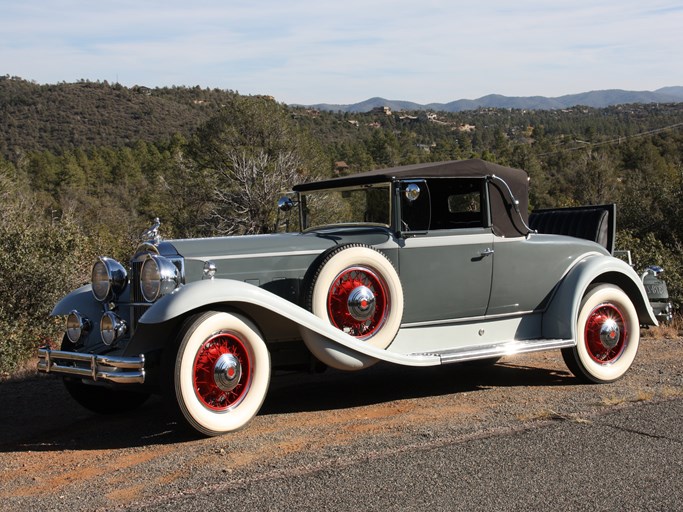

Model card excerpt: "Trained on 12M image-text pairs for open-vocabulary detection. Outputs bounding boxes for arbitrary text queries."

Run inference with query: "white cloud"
[1,0,682,103]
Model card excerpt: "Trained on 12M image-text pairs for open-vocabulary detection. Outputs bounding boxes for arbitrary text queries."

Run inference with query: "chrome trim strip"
[189,249,324,261]
[37,348,145,384]
[401,310,536,328]
[412,338,575,364]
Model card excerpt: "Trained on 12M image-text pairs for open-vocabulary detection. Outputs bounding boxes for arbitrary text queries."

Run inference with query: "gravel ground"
[1,334,682,511]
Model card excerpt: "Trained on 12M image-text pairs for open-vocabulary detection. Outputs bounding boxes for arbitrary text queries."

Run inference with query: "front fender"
[50,284,109,330]
[543,254,657,340]
[139,279,438,368]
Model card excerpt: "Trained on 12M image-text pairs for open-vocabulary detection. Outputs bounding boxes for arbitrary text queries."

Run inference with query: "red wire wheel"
[172,311,270,436]
[327,266,389,339]
[192,331,251,411]
[562,284,640,384]
[306,244,404,364]
[584,303,627,364]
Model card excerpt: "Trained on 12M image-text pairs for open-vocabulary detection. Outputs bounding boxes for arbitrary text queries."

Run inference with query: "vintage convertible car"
[38,159,657,436]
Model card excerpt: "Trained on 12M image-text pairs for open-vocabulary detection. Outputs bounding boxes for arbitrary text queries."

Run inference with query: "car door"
[397,178,494,324]
[487,232,607,316]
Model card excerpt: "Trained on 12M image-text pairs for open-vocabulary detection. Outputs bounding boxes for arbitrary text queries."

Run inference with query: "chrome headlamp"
[100,311,127,346]
[140,254,180,302]
[66,310,91,344]
[91,257,128,302]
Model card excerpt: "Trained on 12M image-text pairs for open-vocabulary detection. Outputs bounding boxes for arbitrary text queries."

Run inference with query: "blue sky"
[1,1,682,104]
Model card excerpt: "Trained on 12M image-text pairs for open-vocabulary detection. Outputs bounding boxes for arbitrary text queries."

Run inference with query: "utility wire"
[538,122,683,156]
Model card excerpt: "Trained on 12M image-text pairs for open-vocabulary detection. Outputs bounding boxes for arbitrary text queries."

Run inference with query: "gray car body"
[50,159,657,379]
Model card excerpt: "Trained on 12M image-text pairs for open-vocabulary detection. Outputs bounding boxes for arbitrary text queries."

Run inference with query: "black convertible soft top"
[294,159,530,238]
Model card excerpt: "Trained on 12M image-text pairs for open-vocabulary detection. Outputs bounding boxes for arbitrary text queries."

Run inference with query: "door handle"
[479,248,494,257]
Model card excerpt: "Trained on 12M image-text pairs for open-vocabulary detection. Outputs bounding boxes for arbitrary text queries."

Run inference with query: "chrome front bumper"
[37,348,145,384]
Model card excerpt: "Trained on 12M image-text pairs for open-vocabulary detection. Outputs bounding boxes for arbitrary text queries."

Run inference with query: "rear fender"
[543,254,657,340]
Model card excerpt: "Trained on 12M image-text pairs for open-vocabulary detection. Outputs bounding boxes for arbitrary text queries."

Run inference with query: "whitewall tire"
[307,244,403,350]
[562,284,640,384]
[171,311,270,436]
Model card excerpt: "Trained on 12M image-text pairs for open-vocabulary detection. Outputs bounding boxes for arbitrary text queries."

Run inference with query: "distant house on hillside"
[416,143,436,153]
[133,86,153,96]
[372,106,392,116]
[334,161,350,174]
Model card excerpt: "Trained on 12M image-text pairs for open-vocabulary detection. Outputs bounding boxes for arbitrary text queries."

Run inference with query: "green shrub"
[616,230,683,311]
[0,186,93,374]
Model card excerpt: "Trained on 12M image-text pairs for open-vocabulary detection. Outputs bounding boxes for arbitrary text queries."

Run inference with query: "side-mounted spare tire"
[302,244,404,370]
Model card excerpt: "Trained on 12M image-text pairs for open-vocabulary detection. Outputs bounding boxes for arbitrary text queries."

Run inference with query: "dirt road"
[1,335,682,511]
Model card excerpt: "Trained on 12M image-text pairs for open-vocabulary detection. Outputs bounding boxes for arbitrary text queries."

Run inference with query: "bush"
[616,230,683,312]
[0,180,93,374]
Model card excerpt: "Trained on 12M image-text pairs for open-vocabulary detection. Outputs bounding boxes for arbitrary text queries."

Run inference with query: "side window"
[448,191,480,215]
[429,179,485,230]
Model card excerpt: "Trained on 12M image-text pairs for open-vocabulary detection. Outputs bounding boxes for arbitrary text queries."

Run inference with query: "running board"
[410,338,575,365]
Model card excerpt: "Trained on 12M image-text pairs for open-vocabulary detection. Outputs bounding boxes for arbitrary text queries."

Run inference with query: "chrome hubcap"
[585,303,627,364]
[347,285,376,321]
[599,319,621,350]
[213,353,242,392]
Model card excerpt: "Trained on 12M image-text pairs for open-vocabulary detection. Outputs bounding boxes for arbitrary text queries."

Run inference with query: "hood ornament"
[142,217,162,244]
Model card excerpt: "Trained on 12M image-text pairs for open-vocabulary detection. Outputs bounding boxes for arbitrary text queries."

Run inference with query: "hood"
[163,232,333,260]
[158,232,336,283]
[153,226,397,284]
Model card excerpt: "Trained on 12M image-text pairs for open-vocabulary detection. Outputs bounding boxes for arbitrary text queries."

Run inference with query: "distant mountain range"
[307,87,683,113]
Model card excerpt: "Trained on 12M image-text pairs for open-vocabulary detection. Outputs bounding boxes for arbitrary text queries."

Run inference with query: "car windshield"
[299,183,391,231]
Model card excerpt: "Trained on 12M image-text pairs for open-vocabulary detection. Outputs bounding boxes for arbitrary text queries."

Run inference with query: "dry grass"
[642,314,683,339]
[599,390,659,406]
[599,396,627,407]
[516,409,555,422]
[659,386,683,399]
[634,389,655,402]
[516,409,591,424]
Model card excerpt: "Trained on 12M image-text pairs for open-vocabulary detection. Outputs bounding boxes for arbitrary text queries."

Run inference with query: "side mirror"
[278,196,294,212]
[404,183,421,202]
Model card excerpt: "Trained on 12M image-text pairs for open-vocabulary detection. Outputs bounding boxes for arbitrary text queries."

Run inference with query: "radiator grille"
[128,254,184,334]
[130,260,143,302]
[129,259,148,333]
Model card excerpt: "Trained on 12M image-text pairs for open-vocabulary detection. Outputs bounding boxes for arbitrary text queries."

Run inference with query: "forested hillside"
[0,76,234,158]
[2,76,683,374]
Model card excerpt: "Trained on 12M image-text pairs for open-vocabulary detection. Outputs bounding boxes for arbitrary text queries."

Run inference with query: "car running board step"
[410,338,575,365]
